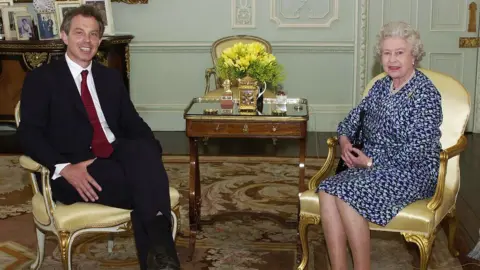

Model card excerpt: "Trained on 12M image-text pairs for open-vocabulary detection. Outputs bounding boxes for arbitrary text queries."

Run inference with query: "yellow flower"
[223,58,234,67]
[216,41,284,86]
[238,58,250,68]
[222,48,236,60]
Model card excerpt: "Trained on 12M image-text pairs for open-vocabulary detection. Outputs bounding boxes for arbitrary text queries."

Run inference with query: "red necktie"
[80,70,113,158]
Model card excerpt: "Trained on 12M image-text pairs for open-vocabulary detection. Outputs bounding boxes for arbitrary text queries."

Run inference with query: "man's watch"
[366,159,373,168]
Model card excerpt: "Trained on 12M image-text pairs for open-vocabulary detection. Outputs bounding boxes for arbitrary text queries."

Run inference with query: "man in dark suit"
[17,5,179,270]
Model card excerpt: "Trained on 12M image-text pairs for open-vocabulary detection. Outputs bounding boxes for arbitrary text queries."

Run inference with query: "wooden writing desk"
[183,97,309,259]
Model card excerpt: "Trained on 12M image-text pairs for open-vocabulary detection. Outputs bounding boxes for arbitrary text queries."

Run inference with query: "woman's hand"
[339,136,354,168]
[347,148,372,168]
[339,135,372,168]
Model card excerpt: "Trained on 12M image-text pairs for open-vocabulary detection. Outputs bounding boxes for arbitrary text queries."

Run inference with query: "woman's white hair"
[374,21,425,65]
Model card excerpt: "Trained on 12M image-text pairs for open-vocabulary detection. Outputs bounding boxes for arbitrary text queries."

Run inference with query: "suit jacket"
[18,56,155,173]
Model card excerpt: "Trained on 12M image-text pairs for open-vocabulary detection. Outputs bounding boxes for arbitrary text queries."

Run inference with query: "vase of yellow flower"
[216,42,285,112]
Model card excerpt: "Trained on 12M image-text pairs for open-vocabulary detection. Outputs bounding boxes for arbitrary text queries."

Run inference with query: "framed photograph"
[37,12,59,40]
[14,12,33,40]
[82,0,114,35]
[54,0,81,29]
[0,1,14,38]
[1,4,27,40]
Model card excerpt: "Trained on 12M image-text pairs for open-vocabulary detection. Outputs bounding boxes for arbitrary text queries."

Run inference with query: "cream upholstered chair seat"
[297,68,470,270]
[300,193,435,234]
[15,103,181,270]
[26,164,180,232]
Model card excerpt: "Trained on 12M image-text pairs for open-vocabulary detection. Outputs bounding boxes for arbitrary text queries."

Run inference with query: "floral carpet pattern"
[0,155,464,269]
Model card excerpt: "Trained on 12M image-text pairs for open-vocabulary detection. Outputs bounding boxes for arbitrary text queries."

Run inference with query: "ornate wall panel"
[270,0,339,28]
[428,53,465,83]
[430,0,466,31]
[232,0,256,28]
[381,0,418,28]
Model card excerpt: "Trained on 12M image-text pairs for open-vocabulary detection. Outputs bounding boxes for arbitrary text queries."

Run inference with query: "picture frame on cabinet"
[37,12,59,40]
[81,0,114,35]
[0,0,14,39]
[14,11,33,40]
[1,4,28,40]
[54,0,81,29]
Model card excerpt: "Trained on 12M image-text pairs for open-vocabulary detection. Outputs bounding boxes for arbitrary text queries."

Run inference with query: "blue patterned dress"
[317,69,442,226]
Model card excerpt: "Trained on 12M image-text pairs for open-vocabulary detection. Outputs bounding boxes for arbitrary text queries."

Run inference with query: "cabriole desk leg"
[299,138,306,192]
[188,137,201,261]
[297,137,307,264]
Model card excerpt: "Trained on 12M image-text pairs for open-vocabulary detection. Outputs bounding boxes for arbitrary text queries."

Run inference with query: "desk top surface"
[184,97,309,121]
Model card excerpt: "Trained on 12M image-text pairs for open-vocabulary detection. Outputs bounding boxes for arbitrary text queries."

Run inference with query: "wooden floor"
[1,130,479,268]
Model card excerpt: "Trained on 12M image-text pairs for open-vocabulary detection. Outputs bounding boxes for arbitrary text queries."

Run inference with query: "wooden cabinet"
[0,35,133,124]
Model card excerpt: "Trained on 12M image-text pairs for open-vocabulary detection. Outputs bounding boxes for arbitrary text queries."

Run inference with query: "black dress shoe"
[147,245,180,270]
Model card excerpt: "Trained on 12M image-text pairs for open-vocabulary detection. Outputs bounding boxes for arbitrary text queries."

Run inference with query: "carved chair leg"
[58,231,73,270]
[108,234,114,254]
[297,214,320,270]
[447,208,460,257]
[30,228,45,270]
[171,209,178,241]
[402,233,435,270]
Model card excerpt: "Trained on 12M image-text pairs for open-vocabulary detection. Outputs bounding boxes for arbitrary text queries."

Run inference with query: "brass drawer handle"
[272,125,277,132]
[215,124,220,131]
[243,124,248,133]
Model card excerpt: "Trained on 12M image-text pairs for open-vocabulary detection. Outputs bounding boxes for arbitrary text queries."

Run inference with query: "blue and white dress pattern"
[317,69,443,226]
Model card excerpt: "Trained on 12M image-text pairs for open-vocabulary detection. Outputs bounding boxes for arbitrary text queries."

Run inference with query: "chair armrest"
[19,155,43,172]
[19,155,57,221]
[307,136,338,190]
[204,67,216,95]
[427,135,467,211]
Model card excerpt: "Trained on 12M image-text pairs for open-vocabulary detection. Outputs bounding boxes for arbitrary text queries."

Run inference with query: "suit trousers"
[50,138,172,270]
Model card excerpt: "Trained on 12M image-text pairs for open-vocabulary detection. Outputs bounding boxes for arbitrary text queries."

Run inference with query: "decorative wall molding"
[474,60,480,132]
[430,0,467,31]
[232,0,256,28]
[270,0,339,28]
[354,0,369,105]
[381,0,418,29]
[427,52,465,83]
[129,41,356,54]
[273,46,354,53]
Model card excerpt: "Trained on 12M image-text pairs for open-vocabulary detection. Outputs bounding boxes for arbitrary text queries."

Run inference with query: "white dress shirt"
[52,54,116,179]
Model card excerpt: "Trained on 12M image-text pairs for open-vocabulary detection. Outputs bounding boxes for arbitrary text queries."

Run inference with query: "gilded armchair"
[297,68,470,270]
[14,102,181,270]
[204,35,276,98]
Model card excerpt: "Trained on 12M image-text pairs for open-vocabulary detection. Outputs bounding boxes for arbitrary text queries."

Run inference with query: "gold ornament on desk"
[238,76,258,112]
[220,79,234,109]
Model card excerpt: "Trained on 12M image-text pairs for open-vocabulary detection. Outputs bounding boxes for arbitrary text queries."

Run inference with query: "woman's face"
[381,37,415,80]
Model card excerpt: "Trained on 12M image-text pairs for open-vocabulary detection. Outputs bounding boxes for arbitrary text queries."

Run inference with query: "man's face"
[61,15,101,68]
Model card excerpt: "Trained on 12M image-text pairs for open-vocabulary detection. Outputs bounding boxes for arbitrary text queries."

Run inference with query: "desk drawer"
[186,121,304,137]
[227,122,302,137]
[187,122,228,136]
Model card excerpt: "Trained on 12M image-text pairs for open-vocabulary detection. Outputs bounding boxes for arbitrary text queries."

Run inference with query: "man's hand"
[60,159,102,202]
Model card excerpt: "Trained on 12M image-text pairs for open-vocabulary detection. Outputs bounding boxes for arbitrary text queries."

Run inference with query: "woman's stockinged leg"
[335,197,371,270]
[318,191,348,270]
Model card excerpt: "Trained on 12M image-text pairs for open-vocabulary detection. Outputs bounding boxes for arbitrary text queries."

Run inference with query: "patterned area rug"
[0,155,464,269]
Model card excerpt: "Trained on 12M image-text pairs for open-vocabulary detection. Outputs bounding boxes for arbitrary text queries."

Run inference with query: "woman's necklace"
[390,70,416,95]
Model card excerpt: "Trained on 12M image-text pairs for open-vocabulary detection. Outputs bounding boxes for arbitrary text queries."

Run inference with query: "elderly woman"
[316,21,442,270]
